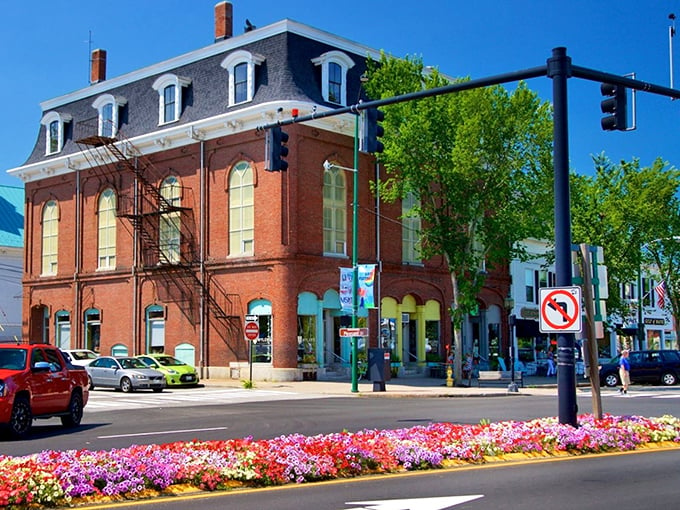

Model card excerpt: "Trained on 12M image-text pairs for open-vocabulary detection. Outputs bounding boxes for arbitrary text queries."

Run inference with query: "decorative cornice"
[8,101,355,183]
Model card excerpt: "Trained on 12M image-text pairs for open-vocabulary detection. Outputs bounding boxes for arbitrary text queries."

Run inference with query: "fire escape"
[74,118,245,358]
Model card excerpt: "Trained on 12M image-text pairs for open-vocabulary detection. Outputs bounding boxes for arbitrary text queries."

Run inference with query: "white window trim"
[312,50,355,106]
[228,161,255,257]
[322,165,347,257]
[97,188,117,270]
[152,74,191,125]
[41,200,58,276]
[92,94,127,137]
[40,111,72,155]
[220,50,265,106]
[402,192,422,265]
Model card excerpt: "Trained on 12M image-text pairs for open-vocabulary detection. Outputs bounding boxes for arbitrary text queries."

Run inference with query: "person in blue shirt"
[619,349,631,394]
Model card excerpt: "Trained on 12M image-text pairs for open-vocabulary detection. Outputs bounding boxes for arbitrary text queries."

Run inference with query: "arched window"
[92,94,127,137]
[84,308,101,353]
[55,311,71,350]
[249,300,272,363]
[98,188,117,269]
[146,304,166,353]
[40,112,72,155]
[402,192,421,264]
[221,50,265,106]
[322,163,346,255]
[41,200,58,275]
[312,51,355,106]
[228,161,254,256]
[160,176,181,264]
[152,74,191,124]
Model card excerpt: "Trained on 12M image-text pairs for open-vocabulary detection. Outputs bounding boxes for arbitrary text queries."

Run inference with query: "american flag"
[655,281,666,309]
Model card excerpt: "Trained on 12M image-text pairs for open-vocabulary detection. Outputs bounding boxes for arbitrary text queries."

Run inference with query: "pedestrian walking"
[546,348,557,376]
[619,349,630,394]
[462,353,473,386]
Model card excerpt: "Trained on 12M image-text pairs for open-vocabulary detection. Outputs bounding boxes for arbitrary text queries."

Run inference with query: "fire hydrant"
[446,365,453,387]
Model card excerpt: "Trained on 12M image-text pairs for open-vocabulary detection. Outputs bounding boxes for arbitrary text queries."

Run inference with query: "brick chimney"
[214,1,233,41]
[90,49,107,84]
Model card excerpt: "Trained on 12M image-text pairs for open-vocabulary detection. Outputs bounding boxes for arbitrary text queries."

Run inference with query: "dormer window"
[92,94,127,138]
[40,111,72,155]
[221,50,265,106]
[312,51,355,106]
[152,74,191,125]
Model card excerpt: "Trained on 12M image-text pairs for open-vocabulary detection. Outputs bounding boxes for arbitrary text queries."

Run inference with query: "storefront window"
[253,314,272,363]
[425,320,441,361]
[297,315,316,363]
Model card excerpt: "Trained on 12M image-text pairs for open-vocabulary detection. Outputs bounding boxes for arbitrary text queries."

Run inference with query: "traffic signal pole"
[547,47,578,427]
[256,48,680,422]
[351,114,360,393]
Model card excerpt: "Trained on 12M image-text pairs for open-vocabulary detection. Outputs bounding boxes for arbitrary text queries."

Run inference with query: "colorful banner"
[339,267,353,312]
[358,264,377,309]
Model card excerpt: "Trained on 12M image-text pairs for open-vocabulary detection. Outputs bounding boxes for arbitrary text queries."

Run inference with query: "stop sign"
[244,321,259,341]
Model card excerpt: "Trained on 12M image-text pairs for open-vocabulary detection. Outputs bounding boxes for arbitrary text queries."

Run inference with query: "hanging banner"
[340,268,353,312]
[357,264,377,309]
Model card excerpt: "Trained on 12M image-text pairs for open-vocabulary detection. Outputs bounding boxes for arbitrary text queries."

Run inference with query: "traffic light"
[600,83,627,131]
[360,107,385,154]
[265,126,289,171]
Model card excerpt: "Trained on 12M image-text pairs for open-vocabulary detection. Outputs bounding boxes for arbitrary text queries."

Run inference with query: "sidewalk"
[200,374,583,398]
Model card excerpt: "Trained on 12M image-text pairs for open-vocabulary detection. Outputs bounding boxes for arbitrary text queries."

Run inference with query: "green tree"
[364,54,554,382]
[570,155,680,347]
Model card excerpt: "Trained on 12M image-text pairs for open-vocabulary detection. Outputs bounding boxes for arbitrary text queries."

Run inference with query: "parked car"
[136,354,199,386]
[61,349,99,367]
[86,356,166,393]
[599,349,680,387]
[0,343,89,438]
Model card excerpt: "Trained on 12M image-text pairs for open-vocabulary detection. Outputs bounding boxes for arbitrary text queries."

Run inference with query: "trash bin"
[368,348,388,391]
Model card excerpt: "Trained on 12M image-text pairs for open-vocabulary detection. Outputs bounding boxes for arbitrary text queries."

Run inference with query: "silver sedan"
[86,356,166,393]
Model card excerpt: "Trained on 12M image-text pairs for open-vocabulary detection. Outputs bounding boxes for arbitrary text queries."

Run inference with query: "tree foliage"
[363,53,554,380]
[570,155,680,338]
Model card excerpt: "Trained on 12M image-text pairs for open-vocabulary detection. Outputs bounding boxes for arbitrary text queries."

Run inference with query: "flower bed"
[1,414,679,508]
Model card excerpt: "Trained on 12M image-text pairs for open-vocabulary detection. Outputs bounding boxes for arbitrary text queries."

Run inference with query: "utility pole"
[579,243,603,419]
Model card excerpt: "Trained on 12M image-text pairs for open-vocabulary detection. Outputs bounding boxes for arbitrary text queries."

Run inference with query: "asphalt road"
[2,388,679,456]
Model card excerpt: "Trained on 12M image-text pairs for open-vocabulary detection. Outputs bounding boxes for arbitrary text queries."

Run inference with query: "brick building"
[8,2,509,380]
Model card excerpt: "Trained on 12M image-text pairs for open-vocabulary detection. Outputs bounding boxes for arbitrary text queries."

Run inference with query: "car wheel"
[61,392,83,428]
[88,376,95,391]
[8,397,32,439]
[153,388,164,393]
[604,373,619,387]
[661,372,677,386]
[120,377,134,393]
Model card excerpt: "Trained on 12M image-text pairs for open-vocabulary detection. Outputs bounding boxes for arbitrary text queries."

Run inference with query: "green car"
[136,354,199,386]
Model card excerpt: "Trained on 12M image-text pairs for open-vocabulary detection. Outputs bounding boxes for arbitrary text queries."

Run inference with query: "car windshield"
[156,356,185,367]
[72,351,98,360]
[0,348,27,370]
[119,358,148,369]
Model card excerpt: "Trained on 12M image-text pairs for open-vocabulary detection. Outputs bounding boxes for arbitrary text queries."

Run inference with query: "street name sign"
[339,327,369,337]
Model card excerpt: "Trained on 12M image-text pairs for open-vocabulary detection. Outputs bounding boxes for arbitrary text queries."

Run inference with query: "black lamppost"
[505,295,518,392]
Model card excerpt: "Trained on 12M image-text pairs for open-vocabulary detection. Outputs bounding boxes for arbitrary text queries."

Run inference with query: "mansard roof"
[19,20,378,170]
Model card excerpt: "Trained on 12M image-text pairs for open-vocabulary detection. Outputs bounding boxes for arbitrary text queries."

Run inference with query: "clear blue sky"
[1,0,679,187]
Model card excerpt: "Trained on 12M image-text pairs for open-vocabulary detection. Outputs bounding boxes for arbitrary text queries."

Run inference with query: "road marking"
[98,426,228,439]
[344,495,484,510]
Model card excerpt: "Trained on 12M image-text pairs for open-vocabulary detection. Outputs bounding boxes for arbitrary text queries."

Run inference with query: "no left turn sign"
[539,286,582,334]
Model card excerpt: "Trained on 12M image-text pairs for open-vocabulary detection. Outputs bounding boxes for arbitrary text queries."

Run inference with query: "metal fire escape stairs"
[74,119,244,354]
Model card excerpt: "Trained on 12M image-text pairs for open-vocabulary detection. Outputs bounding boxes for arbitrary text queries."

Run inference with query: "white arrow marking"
[343,494,484,510]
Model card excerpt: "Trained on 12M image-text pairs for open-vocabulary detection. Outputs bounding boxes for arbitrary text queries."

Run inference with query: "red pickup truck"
[0,343,90,438]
